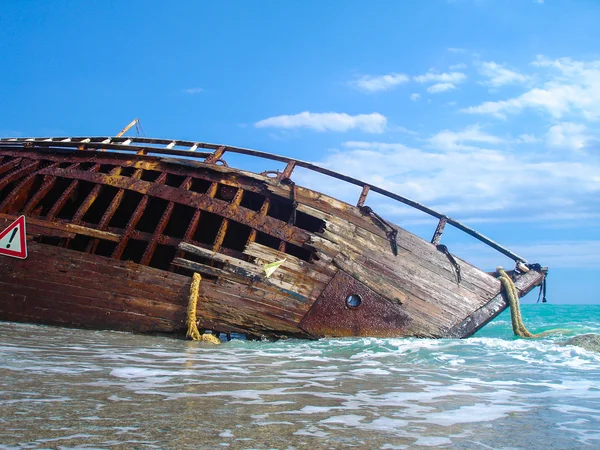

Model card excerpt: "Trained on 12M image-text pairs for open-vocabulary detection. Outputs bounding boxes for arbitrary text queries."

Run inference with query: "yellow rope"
[186,273,221,344]
[496,267,567,338]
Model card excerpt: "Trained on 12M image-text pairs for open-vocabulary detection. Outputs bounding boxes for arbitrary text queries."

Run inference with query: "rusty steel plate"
[299,270,413,338]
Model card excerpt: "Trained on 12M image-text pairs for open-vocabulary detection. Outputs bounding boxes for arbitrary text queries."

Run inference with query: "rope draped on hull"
[497,267,565,338]
[186,273,221,344]
[496,267,537,338]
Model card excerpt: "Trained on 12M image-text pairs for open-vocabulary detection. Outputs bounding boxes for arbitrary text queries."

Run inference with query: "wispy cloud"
[450,63,467,70]
[415,70,467,93]
[448,47,467,53]
[414,71,467,84]
[464,56,600,120]
[350,73,410,93]
[546,122,588,150]
[478,61,529,87]
[410,93,421,101]
[294,126,600,226]
[183,87,204,94]
[427,124,504,150]
[254,112,387,133]
[515,134,540,144]
[427,82,457,93]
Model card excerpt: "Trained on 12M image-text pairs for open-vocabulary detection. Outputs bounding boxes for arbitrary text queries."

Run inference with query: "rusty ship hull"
[0,137,546,339]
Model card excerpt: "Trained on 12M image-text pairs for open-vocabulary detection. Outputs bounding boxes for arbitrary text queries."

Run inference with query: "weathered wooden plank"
[0,288,179,333]
[0,213,120,242]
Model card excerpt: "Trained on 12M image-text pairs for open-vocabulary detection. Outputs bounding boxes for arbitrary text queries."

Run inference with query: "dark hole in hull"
[98,164,115,174]
[163,204,195,239]
[268,197,293,222]
[256,232,280,250]
[239,190,265,212]
[120,167,136,177]
[222,221,252,252]
[165,173,185,187]
[57,181,95,221]
[141,170,161,182]
[67,234,92,252]
[109,191,143,229]
[193,211,222,246]
[285,242,313,262]
[189,178,211,194]
[79,162,96,171]
[95,240,117,257]
[121,239,147,263]
[37,178,75,216]
[149,245,177,271]
[295,211,325,233]
[216,184,238,202]
[83,185,119,225]
[136,197,169,233]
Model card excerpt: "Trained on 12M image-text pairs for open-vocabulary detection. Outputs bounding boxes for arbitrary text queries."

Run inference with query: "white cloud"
[294,126,600,230]
[546,122,588,150]
[351,73,410,93]
[450,63,467,70]
[478,61,529,87]
[464,56,600,120]
[427,124,504,150]
[414,71,467,84]
[534,0,544,4]
[515,134,540,144]
[254,111,387,133]
[183,87,204,94]
[448,47,467,53]
[410,93,421,101]
[427,82,457,93]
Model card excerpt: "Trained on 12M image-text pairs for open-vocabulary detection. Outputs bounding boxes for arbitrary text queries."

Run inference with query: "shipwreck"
[0,132,547,340]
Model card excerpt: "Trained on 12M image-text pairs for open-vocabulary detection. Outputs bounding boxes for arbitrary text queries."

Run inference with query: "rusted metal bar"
[0,160,40,192]
[87,169,144,254]
[277,161,296,181]
[112,172,166,260]
[22,175,57,215]
[246,197,271,246]
[357,185,370,208]
[431,217,448,246]
[140,173,190,265]
[112,195,149,259]
[0,162,60,213]
[0,158,22,176]
[170,181,218,269]
[71,165,111,224]
[39,167,309,246]
[48,180,78,219]
[204,145,226,164]
[212,188,244,252]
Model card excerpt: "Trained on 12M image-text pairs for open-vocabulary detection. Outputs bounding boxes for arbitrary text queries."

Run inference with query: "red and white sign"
[0,215,27,259]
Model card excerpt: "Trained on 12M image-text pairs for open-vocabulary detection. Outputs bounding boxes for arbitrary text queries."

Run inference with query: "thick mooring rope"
[496,267,567,338]
[186,273,221,344]
[496,267,536,338]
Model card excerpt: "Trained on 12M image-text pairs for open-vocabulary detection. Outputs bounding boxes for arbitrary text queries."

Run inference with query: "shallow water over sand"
[1,305,600,449]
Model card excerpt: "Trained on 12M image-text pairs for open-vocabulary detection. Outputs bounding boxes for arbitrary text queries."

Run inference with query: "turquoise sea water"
[1,305,599,449]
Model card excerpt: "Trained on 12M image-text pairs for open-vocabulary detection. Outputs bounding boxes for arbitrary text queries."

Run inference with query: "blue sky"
[1,0,599,303]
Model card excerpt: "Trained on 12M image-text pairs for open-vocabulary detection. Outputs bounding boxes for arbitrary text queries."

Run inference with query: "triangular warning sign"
[0,215,27,259]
